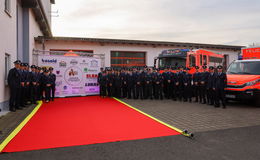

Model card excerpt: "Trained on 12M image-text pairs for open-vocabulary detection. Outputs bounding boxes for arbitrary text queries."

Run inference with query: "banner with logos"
[38,55,100,97]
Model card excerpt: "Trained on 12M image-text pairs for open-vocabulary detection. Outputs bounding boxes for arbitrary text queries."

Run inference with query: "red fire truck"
[154,49,224,73]
[226,47,260,106]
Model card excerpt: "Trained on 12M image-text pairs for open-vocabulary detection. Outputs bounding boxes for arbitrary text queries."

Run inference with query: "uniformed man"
[121,68,128,98]
[162,67,172,99]
[127,69,134,99]
[176,66,185,101]
[19,63,27,107]
[35,67,42,101]
[134,69,143,99]
[199,65,209,104]
[114,69,122,98]
[153,69,163,100]
[214,65,227,108]
[42,69,52,102]
[29,65,38,104]
[49,67,56,101]
[207,66,216,105]
[183,67,192,102]
[99,69,108,98]
[7,60,22,111]
[144,68,153,99]
[193,66,201,102]
[107,68,114,97]
[171,70,179,101]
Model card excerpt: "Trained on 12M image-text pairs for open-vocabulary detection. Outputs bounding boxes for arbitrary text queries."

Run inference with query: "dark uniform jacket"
[207,72,216,89]
[8,68,21,88]
[214,72,227,89]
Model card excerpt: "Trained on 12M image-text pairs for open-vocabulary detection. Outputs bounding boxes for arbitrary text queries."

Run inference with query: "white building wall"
[35,40,240,67]
[0,0,17,110]
[29,9,43,65]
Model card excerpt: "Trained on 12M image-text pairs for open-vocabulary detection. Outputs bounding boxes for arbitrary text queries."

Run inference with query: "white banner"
[38,55,100,97]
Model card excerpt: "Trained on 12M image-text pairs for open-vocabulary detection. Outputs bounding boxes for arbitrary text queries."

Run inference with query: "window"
[111,51,145,67]
[189,55,196,67]
[209,56,223,67]
[5,0,11,15]
[5,53,11,85]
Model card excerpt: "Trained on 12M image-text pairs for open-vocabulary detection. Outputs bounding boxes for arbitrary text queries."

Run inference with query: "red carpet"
[3,97,180,152]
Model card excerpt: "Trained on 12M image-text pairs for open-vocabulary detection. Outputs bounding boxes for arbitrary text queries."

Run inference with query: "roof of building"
[35,36,244,51]
[22,0,52,37]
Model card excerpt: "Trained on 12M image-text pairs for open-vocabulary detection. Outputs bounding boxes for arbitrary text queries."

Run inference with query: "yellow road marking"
[0,101,43,152]
[113,98,183,134]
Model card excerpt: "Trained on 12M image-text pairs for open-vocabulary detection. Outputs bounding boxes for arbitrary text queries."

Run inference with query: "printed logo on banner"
[41,59,57,63]
[63,85,68,90]
[80,59,89,66]
[56,81,62,87]
[70,59,78,65]
[65,66,83,86]
[84,68,88,72]
[90,60,98,67]
[59,61,67,67]
[88,69,98,72]
[86,74,98,78]
[56,70,60,74]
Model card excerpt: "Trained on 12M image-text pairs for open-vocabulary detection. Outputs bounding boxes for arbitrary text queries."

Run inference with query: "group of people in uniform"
[98,65,227,108]
[8,60,56,112]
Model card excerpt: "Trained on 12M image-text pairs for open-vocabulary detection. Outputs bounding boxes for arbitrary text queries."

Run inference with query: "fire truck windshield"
[227,61,260,75]
[159,57,186,68]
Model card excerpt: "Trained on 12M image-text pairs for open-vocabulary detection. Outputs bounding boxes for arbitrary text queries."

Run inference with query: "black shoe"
[10,108,16,112]
[17,107,23,110]
[214,105,220,108]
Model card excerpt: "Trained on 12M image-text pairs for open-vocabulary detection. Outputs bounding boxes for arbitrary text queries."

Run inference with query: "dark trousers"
[127,86,133,99]
[172,85,178,100]
[9,86,21,110]
[176,85,184,101]
[107,84,113,97]
[30,85,37,104]
[207,88,215,105]
[45,86,51,101]
[20,86,26,107]
[184,85,192,101]
[134,84,143,99]
[154,84,163,99]
[194,85,200,101]
[199,85,207,103]
[164,82,172,99]
[122,84,127,98]
[50,85,55,100]
[100,85,107,97]
[114,86,121,98]
[144,83,153,99]
[215,89,226,107]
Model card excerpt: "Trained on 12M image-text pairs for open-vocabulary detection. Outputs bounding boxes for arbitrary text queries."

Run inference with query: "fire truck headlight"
[245,79,260,86]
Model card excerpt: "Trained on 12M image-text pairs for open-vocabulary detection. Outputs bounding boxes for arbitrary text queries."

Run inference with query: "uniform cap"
[202,65,207,69]
[49,67,54,70]
[195,66,199,69]
[14,60,21,64]
[31,65,36,68]
[217,65,223,69]
[209,66,215,70]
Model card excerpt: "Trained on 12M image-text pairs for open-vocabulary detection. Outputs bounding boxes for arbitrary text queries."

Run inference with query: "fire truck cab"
[226,47,260,106]
[154,49,224,73]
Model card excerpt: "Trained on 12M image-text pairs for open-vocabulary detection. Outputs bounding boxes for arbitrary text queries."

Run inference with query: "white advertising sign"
[38,55,100,97]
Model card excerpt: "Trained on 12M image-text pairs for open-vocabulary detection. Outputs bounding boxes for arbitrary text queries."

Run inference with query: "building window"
[111,51,146,67]
[5,0,11,16]
[5,53,11,85]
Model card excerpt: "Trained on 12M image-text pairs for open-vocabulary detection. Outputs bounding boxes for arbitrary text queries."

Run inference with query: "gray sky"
[51,0,260,46]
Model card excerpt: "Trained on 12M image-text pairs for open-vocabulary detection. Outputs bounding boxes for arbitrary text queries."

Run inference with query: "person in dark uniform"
[183,67,192,102]
[126,69,134,99]
[121,68,128,98]
[23,63,31,105]
[49,67,56,101]
[42,69,52,102]
[144,68,153,99]
[99,70,107,98]
[19,63,27,107]
[171,70,179,101]
[114,69,122,98]
[39,67,46,100]
[207,66,216,105]
[134,69,143,99]
[162,67,172,99]
[98,67,104,97]
[193,66,201,102]
[214,65,227,108]
[35,67,42,101]
[199,65,209,104]
[107,69,114,97]
[29,65,38,104]
[176,66,185,101]
[8,60,22,111]
[153,69,163,100]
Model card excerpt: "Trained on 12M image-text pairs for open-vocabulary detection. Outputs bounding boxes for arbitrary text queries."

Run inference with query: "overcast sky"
[51,0,260,46]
